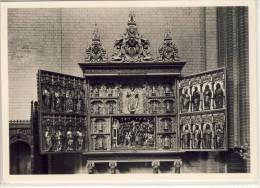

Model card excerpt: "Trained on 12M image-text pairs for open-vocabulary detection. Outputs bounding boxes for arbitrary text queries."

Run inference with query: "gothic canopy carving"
[111,11,153,63]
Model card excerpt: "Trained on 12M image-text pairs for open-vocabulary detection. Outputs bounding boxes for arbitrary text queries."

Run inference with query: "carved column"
[173,160,182,174]
[86,161,95,174]
[151,161,160,174]
[109,162,117,174]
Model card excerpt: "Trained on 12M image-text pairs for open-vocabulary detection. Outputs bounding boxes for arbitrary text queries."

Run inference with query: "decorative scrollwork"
[158,29,180,62]
[111,11,153,63]
[85,24,107,63]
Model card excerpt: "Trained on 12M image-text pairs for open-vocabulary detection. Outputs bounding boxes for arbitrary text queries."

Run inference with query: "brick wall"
[8,9,62,120]
[8,7,218,120]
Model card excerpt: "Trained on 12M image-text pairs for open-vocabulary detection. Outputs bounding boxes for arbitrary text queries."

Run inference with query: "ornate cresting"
[158,29,180,62]
[111,11,153,63]
[85,24,107,63]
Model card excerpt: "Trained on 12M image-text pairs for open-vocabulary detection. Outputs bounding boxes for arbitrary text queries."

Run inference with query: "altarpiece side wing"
[178,68,227,151]
[38,70,86,154]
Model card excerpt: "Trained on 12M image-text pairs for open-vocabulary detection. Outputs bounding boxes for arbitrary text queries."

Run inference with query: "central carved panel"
[88,78,177,152]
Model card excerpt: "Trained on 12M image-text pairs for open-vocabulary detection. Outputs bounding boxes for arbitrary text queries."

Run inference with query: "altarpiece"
[37,12,227,173]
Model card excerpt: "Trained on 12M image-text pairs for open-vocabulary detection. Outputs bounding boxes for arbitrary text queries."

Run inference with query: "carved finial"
[158,27,180,62]
[92,23,100,42]
[128,10,136,25]
[164,24,172,41]
[85,23,107,63]
[111,11,153,63]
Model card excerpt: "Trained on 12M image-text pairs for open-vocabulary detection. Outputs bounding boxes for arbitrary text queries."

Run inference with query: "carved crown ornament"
[84,11,181,63]
[85,24,107,63]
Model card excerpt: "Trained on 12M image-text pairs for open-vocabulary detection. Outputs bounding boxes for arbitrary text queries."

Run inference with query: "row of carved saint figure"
[180,82,225,113]
[181,122,225,149]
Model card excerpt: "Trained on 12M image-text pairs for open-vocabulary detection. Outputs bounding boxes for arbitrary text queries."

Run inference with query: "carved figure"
[54,89,61,112]
[193,124,201,149]
[107,86,114,97]
[76,127,84,150]
[42,87,51,111]
[182,125,191,149]
[214,83,224,109]
[150,100,159,114]
[180,88,190,112]
[203,84,212,110]
[215,123,224,149]
[100,85,107,97]
[151,85,158,96]
[93,87,99,97]
[164,84,172,96]
[164,136,171,149]
[76,90,84,112]
[66,127,74,151]
[54,127,62,151]
[93,102,102,114]
[97,120,103,132]
[111,11,153,63]
[108,103,113,114]
[44,126,52,151]
[65,90,74,112]
[163,119,171,131]
[203,124,213,149]
[97,137,103,149]
[191,86,200,111]
[126,88,139,114]
[165,100,172,113]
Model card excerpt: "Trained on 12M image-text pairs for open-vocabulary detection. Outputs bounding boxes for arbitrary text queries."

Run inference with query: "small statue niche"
[151,85,157,96]
[150,100,160,114]
[93,86,99,97]
[96,119,104,132]
[213,82,224,109]
[107,101,116,114]
[165,100,173,113]
[107,85,114,97]
[181,124,191,149]
[202,123,213,149]
[163,136,171,149]
[97,136,103,149]
[164,84,172,96]
[162,118,171,131]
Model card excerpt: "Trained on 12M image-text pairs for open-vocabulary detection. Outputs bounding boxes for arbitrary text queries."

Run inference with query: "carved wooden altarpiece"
[37,12,227,173]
